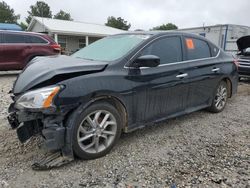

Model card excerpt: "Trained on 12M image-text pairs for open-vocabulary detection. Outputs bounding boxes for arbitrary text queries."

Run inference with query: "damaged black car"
[8,32,238,169]
[237,35,250,79]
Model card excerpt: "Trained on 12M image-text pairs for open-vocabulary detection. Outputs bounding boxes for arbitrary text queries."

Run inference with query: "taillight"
[51,44,61,52]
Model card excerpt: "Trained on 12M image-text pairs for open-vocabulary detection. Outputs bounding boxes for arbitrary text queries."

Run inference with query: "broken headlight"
[15,86,61,110]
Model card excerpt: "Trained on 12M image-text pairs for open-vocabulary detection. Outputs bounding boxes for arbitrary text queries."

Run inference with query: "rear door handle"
[212,68,220,72]
[176,73,188,78]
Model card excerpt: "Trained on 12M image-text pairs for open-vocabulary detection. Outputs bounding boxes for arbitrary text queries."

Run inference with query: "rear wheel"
[72,102,122,159]
[207,81,228,113]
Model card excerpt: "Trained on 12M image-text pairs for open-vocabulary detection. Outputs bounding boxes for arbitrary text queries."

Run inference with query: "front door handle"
[212,68,220,72]
[176,73,188,78]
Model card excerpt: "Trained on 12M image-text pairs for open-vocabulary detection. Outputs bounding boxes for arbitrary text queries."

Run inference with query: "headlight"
[15,86,61,110]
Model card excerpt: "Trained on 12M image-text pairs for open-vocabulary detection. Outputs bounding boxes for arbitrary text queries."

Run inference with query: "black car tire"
[207,81,228,113]
[72,102,122,160]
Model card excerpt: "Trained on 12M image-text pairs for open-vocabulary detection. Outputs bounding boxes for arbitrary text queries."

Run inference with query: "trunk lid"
[236,35,250,52]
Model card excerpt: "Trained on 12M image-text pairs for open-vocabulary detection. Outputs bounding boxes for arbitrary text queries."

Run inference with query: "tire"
[207,81,228,113]
[72,102,122,160]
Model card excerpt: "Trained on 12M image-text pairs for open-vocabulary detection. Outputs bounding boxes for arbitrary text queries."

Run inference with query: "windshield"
[71,34,150,62]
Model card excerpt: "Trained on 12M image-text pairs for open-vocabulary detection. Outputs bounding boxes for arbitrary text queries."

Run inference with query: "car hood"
[236,35,250,51]
[13,55,108,94]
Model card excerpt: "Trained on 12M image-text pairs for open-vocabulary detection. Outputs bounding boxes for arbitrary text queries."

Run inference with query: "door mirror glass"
[133,55,160,68]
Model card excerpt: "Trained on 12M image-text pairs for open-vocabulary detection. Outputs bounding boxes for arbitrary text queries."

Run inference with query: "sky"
[3,0,250,30]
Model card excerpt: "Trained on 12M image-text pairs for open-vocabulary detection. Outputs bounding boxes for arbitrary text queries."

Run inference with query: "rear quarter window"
[185,37,211,60]
[28,35,48,44]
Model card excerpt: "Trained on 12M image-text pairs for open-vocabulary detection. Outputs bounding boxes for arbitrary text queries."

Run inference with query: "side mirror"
[133,55,160,68]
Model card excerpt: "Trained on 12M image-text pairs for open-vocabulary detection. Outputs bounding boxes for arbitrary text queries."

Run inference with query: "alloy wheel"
[77,110,117,154]
[214,84,227,110]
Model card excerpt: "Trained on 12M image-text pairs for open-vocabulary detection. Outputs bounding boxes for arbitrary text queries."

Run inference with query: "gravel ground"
[0,74,249,188]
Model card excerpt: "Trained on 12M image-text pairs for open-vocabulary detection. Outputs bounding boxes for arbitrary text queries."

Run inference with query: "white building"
[179,24,250,53]
[27,17,125,54]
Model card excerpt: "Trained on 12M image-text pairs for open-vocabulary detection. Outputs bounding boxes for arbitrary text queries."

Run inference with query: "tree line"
[0,1,178,31]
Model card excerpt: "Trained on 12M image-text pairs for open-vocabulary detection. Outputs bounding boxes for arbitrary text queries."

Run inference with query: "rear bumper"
[239,67,250,76]
[238,59,250,78]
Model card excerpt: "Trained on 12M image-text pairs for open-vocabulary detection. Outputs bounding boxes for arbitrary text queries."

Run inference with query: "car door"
[182,36,222,110]
[0,33,28,70]
[0,33,3,68]
[0,33,6,69]
[127,35,191,123]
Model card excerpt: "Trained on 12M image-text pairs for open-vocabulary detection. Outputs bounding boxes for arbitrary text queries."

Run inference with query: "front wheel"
[72,102,122,160]
[207,81,228,113]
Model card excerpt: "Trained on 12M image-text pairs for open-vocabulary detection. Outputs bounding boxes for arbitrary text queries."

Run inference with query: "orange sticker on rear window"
[186,38,195,49]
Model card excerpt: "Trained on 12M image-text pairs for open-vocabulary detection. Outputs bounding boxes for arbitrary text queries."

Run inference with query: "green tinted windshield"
[71,34,150,62]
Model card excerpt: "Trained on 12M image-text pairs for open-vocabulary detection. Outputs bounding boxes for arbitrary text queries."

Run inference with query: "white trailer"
[179,24,250,54]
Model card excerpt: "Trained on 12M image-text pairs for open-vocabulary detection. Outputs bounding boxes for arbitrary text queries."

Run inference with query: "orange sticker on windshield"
[186,38,195,49]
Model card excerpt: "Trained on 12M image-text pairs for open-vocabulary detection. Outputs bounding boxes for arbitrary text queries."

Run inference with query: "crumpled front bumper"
[7,102,65,151]
[7,111,19,129]
[7,103,19,129]
[7,101,74,170]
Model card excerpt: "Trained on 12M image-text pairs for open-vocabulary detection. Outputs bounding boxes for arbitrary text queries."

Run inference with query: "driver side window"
[140,36,183,65]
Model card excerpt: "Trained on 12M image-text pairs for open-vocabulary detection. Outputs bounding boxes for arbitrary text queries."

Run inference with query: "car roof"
[0,30,48,36]
[116,31,210,41]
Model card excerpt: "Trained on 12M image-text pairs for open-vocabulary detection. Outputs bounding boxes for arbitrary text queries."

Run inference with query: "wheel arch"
[72,94,129,133]
[91,95,128,132]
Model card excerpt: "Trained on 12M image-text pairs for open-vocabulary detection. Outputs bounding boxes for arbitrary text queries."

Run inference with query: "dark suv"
[0,30,60,71]
[237,35,250,79]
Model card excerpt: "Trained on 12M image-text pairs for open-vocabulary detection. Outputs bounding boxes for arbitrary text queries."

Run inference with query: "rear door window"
[184,37,211,60]
[140,36,183,65]
[3,33,27,43]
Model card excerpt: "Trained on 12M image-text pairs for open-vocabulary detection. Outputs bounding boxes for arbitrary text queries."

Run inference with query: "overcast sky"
[4,0,250,30]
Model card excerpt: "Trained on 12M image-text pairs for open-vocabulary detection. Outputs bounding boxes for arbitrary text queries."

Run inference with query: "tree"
[54,10,73,21]
[19,22,28,30]
[0,1,20,23]
[26,1,52,24]
[105,16,131,30]
[151,23,178,31]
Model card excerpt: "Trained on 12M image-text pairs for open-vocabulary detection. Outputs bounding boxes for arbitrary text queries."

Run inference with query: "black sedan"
[8,32,238,169]
[237,35,250,79]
